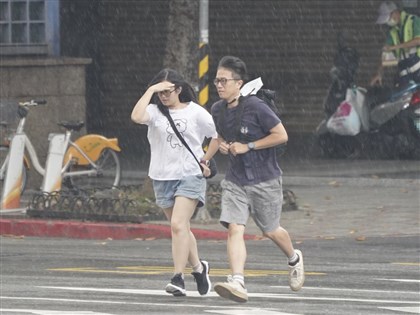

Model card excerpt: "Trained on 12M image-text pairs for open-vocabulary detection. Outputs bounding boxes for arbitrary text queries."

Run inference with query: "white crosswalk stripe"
[0,310,112,315]
[378,307,420,314]
[2,282,418,315]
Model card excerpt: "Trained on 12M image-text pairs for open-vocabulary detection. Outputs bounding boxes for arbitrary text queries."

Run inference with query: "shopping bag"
[326,100,361,136]
[346,87,369,131]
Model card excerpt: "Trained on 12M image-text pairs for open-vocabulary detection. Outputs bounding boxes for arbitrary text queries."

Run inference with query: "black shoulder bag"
[164,111,217,178]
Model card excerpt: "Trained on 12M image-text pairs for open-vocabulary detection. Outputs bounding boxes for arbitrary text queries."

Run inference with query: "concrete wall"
[0,57,91,188]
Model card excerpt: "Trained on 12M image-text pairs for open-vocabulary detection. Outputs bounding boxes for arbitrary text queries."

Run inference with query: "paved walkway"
[1,159,419,240]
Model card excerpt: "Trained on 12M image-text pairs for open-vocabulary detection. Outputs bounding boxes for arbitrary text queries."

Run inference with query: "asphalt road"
[2,156,419,314]
[0,235,419,315]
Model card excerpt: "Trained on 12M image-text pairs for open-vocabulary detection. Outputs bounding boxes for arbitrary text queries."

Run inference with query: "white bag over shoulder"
[240,77,263,96]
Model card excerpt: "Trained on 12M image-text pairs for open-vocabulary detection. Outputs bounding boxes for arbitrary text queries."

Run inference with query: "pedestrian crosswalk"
[3,283,417,315]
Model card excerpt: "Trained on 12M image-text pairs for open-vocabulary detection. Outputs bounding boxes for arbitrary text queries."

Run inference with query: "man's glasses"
[213,78,239,86]
[157,89,176,97]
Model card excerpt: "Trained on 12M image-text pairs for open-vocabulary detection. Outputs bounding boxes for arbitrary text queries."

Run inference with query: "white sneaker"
[289,249,305,291]
[214,275,248,303]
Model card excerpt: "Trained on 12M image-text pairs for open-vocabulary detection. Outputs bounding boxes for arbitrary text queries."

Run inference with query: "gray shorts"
[153,175,206,209]
[219,177,283,233]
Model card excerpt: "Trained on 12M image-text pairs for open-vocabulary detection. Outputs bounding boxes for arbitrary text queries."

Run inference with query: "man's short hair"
[218,56,248,81]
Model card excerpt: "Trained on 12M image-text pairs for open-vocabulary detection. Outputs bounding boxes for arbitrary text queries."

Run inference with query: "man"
[210,56,305,303]
[370,1,420,87]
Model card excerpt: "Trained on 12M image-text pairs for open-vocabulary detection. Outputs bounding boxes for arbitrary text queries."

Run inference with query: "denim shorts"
[152,175,206,209]
[219,177,283,233]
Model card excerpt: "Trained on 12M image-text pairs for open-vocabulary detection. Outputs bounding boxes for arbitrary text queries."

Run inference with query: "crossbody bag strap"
[164,111,203,171]
[215,100,228,140]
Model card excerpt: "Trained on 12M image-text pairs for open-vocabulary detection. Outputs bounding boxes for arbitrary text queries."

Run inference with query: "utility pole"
[195,0,212,222]
[198,0,209,106]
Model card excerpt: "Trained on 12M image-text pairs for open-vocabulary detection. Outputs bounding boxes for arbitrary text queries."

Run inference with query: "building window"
[0,0,59,56]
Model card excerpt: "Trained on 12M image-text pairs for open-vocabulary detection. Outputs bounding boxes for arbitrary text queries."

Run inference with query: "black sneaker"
[165,273,186,296]
[191,260,211,295]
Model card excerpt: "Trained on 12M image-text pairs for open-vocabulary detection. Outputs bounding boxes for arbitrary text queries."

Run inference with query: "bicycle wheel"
[69,148,121,190]
[0,145,27,195]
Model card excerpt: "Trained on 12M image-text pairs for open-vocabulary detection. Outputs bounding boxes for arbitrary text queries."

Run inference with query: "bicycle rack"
[26,185,144,223]
[23,182,225,223]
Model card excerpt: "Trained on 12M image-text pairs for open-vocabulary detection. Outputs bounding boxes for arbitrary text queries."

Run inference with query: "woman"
[131,69,217,297]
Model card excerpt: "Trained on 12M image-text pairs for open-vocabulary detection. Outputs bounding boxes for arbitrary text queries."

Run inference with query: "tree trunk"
[164,0,212,222]
[164,0,199,85]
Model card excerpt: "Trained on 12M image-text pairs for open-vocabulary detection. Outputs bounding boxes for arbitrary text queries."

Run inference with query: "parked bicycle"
[0,100,122,209]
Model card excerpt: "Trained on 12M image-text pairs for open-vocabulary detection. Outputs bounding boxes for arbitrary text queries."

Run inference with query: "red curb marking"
[0,219,258,240]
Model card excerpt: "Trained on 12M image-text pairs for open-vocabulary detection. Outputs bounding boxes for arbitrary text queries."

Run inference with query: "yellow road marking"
[391,262,420,266]
[47,266,325,277]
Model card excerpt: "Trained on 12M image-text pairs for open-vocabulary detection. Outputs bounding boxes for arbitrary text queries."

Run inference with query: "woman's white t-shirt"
[144,101,217,180]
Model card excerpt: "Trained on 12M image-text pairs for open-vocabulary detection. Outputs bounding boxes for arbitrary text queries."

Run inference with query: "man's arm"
[227,122,288,156]
[383,36,420,52]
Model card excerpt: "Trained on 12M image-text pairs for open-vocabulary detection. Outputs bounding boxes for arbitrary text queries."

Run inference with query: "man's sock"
[232,274,245,286]
[288,251,300,266]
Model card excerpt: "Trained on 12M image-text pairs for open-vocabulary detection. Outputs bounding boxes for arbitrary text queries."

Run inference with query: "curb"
[0,218,258,240]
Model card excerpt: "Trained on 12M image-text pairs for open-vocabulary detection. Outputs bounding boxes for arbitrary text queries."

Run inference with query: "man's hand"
[382,45,395,52]
[219,141,231,155]
[227,142,249,156]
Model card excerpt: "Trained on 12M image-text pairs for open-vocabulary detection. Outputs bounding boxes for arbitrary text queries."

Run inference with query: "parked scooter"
[316,34,420,159]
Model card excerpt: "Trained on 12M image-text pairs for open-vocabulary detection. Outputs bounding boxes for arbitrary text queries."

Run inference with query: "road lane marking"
[0,309,299,315]
[392,262,420,266]
[378,306,420,314]
[35,286,420,304]
[1,310,112,315]
[0,296,298,313]
[46,266,325,277]
[38,286,218,297]
[376,278,420,283]
[1,296,134,304]
[205,310,299,315]
[270,285,419,295]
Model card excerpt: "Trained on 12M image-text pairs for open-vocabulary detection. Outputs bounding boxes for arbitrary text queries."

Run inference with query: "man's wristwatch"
[247,142,256,150]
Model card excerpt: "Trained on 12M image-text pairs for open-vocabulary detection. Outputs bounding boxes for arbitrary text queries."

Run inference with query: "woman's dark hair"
[217,56,248,82]
[148,68,197,115]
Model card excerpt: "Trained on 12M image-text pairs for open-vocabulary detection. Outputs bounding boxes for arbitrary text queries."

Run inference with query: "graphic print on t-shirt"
[166,118,187,148]
[240,125,249,136]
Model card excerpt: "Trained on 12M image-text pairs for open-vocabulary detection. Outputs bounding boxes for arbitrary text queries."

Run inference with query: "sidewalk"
[1,159,419,240]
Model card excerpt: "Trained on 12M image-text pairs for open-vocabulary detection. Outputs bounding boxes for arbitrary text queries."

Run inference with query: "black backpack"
[256,89,287,156]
